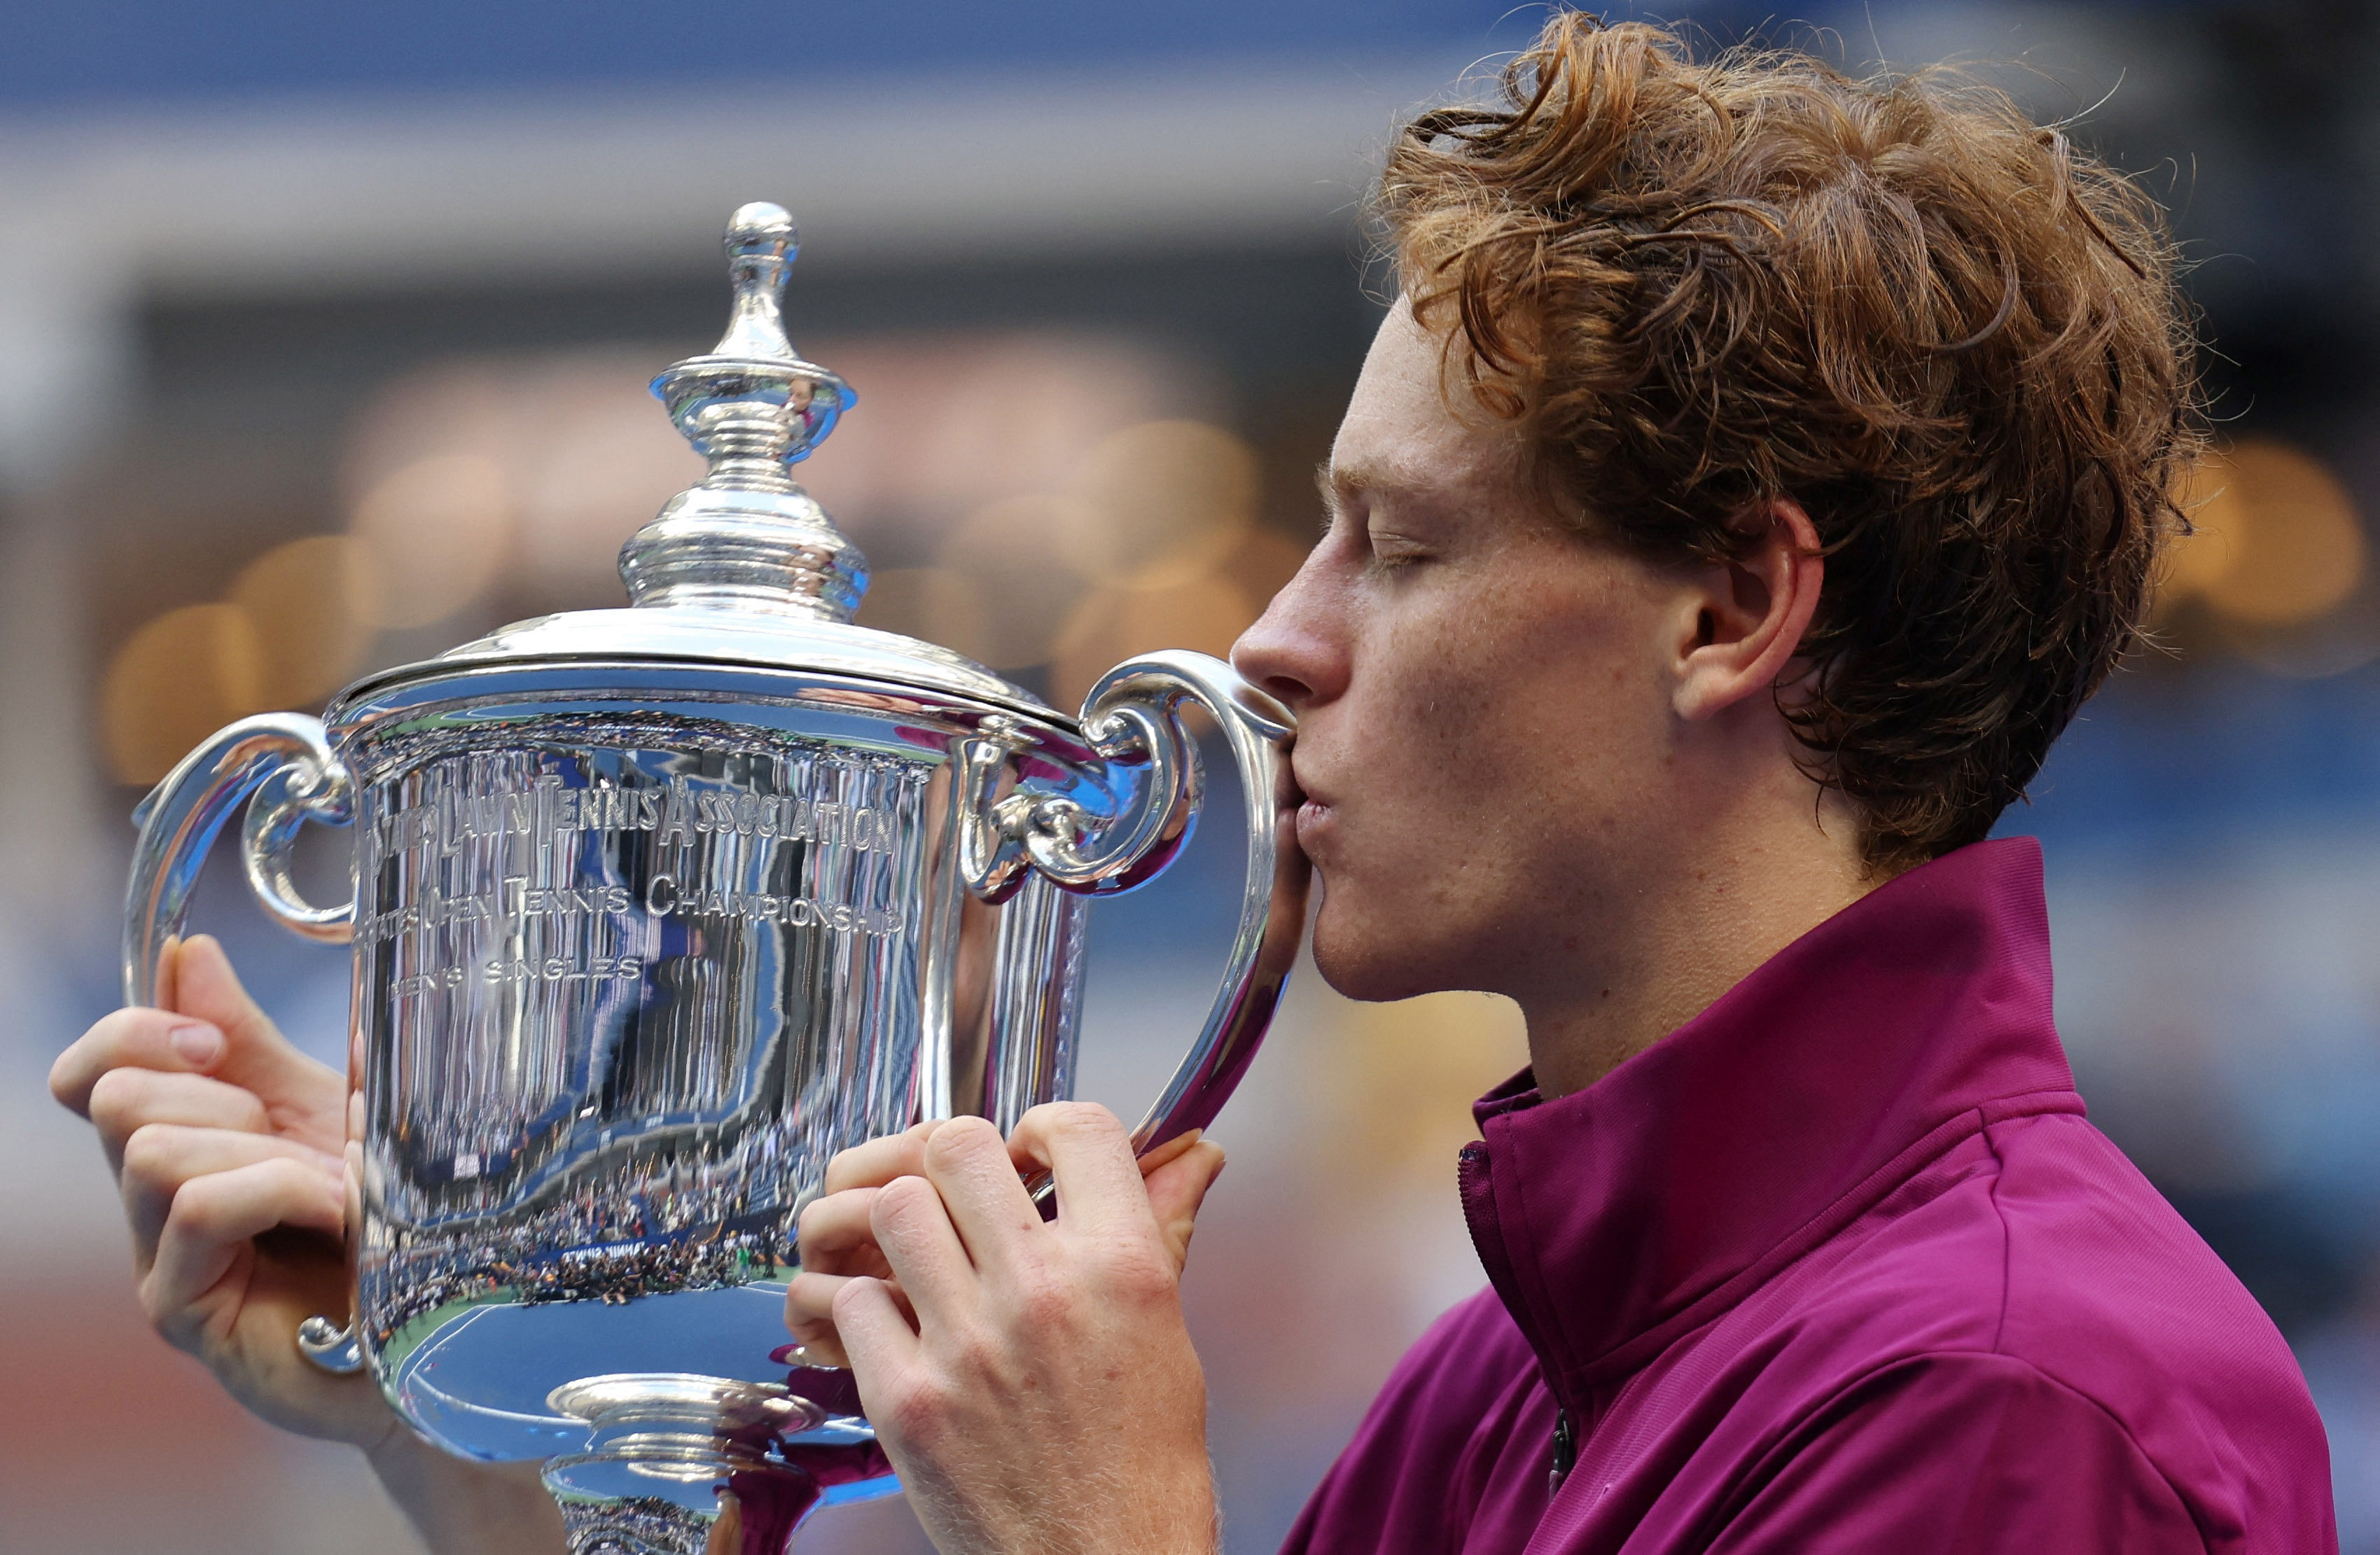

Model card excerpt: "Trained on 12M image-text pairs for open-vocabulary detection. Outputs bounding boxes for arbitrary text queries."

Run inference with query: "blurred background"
[0,1,2374,1548]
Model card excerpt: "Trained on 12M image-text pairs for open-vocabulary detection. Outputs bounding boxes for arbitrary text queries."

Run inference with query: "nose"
[1230,551,1346,713]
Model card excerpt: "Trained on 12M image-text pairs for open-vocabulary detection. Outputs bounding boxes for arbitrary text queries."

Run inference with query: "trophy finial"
[715,202,800,362]
[618,204,868,620]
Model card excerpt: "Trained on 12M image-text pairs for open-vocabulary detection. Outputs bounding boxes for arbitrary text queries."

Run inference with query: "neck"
[1519,787,1881,1100]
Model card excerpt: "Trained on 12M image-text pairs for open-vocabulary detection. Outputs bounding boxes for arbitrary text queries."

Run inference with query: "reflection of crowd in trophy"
[366,1137,807,1351]
[555,1495,710,1555]
[515,1234,771,1308]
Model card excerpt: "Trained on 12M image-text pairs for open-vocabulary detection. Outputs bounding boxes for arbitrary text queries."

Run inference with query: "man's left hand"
[785,1104,1224,1555]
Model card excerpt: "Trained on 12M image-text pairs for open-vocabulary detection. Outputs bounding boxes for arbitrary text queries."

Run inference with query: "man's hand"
[49,935,565,1553]
[50,933,387,1446]
[786,1104,1226,1555]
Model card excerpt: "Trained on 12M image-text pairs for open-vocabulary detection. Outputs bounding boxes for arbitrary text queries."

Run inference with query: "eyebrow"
[1313,459,1400,534]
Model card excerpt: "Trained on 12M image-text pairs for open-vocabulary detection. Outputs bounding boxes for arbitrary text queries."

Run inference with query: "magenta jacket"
[1283,838,2337,1553]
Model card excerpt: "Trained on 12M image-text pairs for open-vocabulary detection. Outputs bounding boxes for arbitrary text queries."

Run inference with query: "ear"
[1671,498,1823,723]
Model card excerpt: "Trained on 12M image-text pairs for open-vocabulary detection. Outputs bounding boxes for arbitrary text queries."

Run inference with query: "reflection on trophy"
[124,202,1308,1554]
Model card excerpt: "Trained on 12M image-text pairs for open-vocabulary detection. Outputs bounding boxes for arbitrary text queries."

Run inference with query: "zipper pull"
[1547,1405,1577,1499]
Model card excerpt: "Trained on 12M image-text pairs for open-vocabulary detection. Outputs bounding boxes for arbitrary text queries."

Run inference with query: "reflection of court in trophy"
[123,202,1307,1554]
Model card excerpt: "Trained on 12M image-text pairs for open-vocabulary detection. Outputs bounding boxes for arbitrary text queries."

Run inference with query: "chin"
[1307,900,1468,1005]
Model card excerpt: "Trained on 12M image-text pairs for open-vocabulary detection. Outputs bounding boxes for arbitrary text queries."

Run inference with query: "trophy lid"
[335,202,1057,722]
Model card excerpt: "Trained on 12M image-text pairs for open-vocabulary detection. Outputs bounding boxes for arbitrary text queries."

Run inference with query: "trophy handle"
[125,712,358,1005]
[966,650,1310,1187]
[122,713,364,1376]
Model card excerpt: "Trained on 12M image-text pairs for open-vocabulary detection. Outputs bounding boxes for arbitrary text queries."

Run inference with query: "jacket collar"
[1463,836,2081,1404]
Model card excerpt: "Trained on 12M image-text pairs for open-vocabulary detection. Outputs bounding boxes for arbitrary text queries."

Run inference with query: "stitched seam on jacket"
[1982,1106,2014,1356]
[1566,1086,2082,1389]
[1703,1349,2209,1553]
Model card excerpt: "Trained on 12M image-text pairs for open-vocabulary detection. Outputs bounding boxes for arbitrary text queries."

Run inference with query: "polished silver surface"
[296,1313,364,1374]
[625,201,865,622]
[543,1374,891,1555]
[387,605,1049,722]
[118,200,1304,1553]
[314,666,1108,1462]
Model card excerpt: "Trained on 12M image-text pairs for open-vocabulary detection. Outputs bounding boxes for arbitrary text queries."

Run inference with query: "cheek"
[1339,579,1672,902]
[1364,585,1645,784]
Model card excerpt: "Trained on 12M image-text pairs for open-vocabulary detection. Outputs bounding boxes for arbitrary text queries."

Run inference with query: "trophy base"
[543,1374,893,1555]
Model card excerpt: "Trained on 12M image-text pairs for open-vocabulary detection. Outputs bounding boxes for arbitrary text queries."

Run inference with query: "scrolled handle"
[123,713,355,1004]
[957,701,1193,904]
[242,756,357,944]
[966,650,1309,1185]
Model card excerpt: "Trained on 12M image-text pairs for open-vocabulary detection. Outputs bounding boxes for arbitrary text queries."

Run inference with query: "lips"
[1286,762,1333,854]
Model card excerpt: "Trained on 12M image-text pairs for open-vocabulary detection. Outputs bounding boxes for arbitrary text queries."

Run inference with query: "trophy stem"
[542,1375,838,1555]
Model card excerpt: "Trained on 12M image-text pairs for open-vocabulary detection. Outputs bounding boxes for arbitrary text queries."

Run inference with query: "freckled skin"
[1232,301,1877,1097]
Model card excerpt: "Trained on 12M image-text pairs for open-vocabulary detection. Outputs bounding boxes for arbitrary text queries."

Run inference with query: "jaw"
[1304,870,1526,1007]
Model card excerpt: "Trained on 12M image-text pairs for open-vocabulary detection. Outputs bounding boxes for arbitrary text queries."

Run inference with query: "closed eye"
[1366,526,1433,567]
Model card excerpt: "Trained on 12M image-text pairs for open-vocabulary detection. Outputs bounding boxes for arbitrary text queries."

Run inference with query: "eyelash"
[1319,505,1428,569]
[1367,527,1431,567]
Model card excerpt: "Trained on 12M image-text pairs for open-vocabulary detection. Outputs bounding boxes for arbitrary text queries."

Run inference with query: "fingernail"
[169,1022,223,1064]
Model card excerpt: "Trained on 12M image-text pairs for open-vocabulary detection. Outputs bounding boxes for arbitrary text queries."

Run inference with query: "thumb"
[168,935,312,1096]
[1141,1138,1226,1274]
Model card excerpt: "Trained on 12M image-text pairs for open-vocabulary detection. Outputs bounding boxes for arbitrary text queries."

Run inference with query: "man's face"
[1232,301,1694,1006]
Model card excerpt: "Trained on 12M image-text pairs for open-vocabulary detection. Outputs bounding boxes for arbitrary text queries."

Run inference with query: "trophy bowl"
[122,202,1307,1554]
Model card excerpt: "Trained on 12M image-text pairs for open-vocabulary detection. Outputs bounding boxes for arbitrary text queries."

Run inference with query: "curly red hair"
[1382,14,2202,870]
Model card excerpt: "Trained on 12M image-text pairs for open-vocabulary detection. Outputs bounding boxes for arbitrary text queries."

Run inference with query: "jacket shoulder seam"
[1738,1348,2211,1553]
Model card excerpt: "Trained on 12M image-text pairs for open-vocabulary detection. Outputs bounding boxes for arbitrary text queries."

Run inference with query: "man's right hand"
[49,933,571,1552]
[48,933,391,1448]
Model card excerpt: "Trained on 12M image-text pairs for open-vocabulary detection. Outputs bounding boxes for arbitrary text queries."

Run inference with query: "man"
[52,15,2338,1554]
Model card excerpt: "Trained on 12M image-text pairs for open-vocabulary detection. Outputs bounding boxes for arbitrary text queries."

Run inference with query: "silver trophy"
[123,202,1307,1554]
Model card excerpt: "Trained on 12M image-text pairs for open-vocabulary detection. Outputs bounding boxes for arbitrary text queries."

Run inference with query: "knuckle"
[1015,1275,1076,1335]
[870,1175,932,1227]
[821,1145,865,1192]
[136,1274,181,1339]
[1049,1101,1123,1140]
[795,1196,833,1241]
[879,1377,949,1449]
[163,1171,228,1235]
[45,1052,84,1110]
[924,1115,997,1164]
[48,1021,125,1108]
[827,1276,875,1324]
[118,1122,184,1186]
[1015,1101,1066,1134]
[783,1292,833,1335]
[85,1066,149,1129]
[1102,1243,1180,1306]
[945,1331,1001,1383]
[233,1091,271,1132]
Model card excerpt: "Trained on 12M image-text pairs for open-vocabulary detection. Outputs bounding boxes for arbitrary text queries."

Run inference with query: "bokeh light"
[932,493,1104,667]
[856,567,996,662]
[228,535,378,708]
[513,356,707,601]
[800,337,1190,533]
[100,603,267,784]
[1053,572,1257,709]
[849,414,1288,695]
[2167,440,2367,629]
[1067,419,1260,589]
[348,452,515,629]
